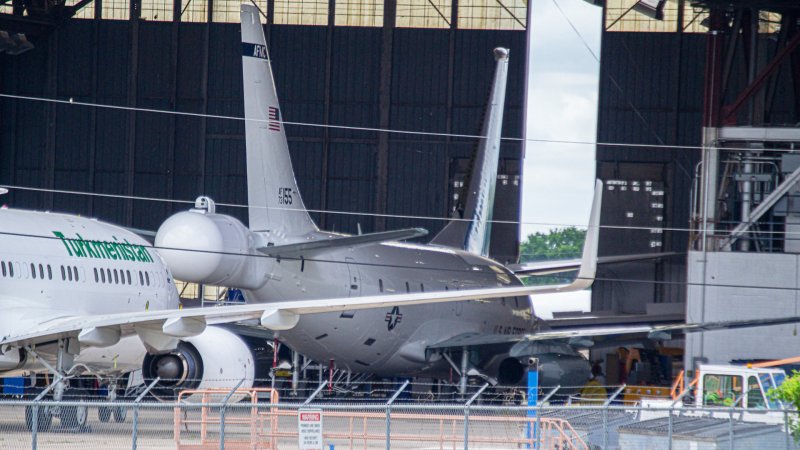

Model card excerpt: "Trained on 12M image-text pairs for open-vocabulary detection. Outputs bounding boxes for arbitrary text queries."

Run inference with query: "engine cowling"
[142,327,269,401]
[492,353,591,387]
[155,210,268,289]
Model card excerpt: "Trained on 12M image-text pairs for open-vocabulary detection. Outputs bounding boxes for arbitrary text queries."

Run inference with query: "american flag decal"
[268,106,281,132]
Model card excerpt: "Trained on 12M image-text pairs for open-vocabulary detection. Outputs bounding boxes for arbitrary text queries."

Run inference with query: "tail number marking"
[278,187,293,205]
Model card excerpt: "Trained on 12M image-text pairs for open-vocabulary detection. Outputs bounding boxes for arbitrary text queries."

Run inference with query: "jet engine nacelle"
[494,353,591,387]
[142,327,267,401]
[155,210,268,289]
[0,346,25,372]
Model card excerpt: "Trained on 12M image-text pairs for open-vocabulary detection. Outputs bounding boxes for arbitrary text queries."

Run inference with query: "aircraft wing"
[0,280,595,351]
[427,315,800,357]
[509,252,680,276]
[256,228,428,258]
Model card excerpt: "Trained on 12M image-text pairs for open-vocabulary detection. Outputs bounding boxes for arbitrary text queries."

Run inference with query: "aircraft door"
[345,257,361,297]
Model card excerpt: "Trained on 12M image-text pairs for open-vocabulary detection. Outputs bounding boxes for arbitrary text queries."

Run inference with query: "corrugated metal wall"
[594,32,706,312]
[0,20,524,262]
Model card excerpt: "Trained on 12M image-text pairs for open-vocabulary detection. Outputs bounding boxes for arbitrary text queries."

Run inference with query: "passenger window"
[100,268,106,283]
[47,265,52,280]
[379,279,384,293]
[106,269,112,283]
[145,272,150,286]
[139,271,144,285]
[38,264,44,279]
[9,263,14,278]
[126,270,131,285]
[1,261,5,277]
[67,266,73,282]
[73,266,78,282]
[60,265,66,280]
[94,268,99,282]
[703,374,743,407]
[113,269,119,284]
[747,376,766,408]
[30,263,36,279]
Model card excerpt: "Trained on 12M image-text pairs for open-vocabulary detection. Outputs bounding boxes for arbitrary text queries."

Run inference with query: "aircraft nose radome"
[493,47,509,61]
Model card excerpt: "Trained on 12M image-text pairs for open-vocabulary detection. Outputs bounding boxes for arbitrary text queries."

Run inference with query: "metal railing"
[2,389,800,449]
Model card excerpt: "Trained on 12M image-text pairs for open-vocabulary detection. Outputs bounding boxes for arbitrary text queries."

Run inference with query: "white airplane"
[0,192,604,430]
[150,4,607,391]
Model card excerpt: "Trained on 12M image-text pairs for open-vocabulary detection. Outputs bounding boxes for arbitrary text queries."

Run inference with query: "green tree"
[768,371,800,441]
[519,227,586,285]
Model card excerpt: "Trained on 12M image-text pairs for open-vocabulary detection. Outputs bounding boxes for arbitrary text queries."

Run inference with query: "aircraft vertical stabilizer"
[431,48,509,257]
[240,5,318,236]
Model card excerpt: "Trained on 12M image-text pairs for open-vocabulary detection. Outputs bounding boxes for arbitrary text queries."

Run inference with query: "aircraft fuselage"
[245,231,533,374]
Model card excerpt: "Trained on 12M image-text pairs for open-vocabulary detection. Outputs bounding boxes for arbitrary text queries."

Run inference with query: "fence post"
[385,380,410,450]
[131,377,160,450]
[602,407,608,450]
[601,384,625,450]
[667,406,673,450]
[728,407,734,450]
[219,378,246,450]
[30,377,60,450]
[31,402,38,450]
[463,382,489,450]
[785,409,791,450]
[536,405,542,448]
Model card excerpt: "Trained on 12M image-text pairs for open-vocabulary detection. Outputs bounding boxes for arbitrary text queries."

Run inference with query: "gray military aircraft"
[153,4,600,389]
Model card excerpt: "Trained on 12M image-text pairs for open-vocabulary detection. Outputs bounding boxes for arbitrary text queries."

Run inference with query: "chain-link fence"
[0,394,798,450]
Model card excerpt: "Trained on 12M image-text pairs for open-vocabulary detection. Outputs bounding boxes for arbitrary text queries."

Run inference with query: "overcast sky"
[521,0,602,316]
[521,0,602,239]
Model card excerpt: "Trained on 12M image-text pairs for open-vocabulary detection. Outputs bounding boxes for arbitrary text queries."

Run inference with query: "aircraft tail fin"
[240,4,317,236]
[430,48,509,256]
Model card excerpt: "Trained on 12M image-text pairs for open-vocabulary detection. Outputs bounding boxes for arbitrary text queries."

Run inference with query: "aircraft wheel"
[25,405,52,432]
[61,405,89,429]
[98,407,111,422]
[113,406,127,423]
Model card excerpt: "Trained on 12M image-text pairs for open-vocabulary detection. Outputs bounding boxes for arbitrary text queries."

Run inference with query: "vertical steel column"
[319,0,335,229]
[375,0,396,232]
[125,0,141,225]
[442,0,457,209]
[43,26,57,211]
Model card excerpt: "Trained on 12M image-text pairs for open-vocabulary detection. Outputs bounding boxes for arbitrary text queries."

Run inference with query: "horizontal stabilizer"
[510,252,680,277]
[257,228,428,258]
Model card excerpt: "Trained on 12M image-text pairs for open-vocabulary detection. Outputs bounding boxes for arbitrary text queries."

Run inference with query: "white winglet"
[571,179,602,290]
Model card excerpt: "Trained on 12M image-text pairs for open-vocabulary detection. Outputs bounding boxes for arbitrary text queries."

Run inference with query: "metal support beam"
[703,10,725,129]
[723,31,800,125]
[722,162,800,250]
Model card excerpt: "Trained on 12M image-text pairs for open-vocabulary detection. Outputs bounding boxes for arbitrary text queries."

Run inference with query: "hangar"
[0,0,526,264]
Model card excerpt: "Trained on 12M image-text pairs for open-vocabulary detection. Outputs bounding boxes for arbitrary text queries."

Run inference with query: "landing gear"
[98,406,126,423]
[24,405,52,432]
[24,338,92,431]
[60,405,89,429]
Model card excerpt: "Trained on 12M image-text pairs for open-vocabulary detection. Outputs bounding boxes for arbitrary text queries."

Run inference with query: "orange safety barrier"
[174,387,279,450]
[256,409,589,450]
[670,370,699,401]
[173,387,588,450]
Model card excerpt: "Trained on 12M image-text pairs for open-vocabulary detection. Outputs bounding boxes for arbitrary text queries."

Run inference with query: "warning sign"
[298,408,323,450]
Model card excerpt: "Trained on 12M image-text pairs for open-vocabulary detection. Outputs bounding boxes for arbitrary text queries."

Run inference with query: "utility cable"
[4,92,800,153]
